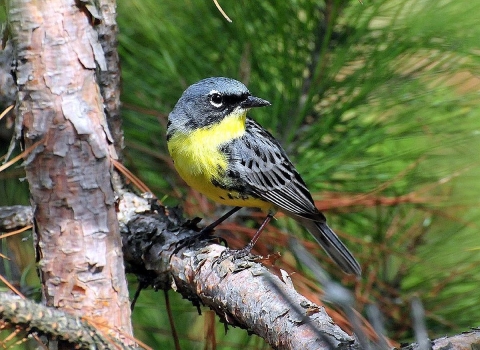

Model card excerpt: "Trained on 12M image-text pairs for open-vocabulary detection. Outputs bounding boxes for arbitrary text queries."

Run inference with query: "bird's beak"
[241,95,271,109]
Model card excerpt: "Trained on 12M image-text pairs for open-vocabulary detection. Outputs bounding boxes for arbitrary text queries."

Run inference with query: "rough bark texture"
[1,201,480,349]
[169,251,354,350]
[0,40,16,142]
[0,40,16,108]
[0,205,33,230]
[118,194,358,350]
[7,0,133,346]
[95,0,124,158]
[0,292,135,350]
[403,331,480,350]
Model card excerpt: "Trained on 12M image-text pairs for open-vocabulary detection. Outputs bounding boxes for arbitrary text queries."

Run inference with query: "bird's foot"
[214,243,256,265]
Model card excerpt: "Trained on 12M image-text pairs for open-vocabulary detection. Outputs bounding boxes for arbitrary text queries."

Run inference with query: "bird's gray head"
[167,77,270,134]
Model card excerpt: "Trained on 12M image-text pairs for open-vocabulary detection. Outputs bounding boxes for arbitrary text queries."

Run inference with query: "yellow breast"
[167,111,272,211]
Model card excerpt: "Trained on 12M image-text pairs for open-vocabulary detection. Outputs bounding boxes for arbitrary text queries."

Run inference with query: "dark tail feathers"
[301,219,361,276]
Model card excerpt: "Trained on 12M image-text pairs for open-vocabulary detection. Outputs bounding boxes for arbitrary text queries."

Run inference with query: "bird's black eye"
[210,93,223,108]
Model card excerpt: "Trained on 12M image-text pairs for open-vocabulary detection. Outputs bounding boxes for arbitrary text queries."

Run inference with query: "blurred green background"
[1,0,480,348]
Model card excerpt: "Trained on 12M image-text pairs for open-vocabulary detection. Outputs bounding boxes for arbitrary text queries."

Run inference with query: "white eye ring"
[209,92,223,108]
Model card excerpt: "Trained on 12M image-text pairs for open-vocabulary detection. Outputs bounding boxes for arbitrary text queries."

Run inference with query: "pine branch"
[119,193,357,350]
[1,197,479,349]
[0,197,358,349]
[0,292,134,350]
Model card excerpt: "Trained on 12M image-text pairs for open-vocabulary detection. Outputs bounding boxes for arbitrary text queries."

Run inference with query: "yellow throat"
[167,110,247,198]
[168,109,275,211]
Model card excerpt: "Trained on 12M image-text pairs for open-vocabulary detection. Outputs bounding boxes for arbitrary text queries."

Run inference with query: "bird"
[166,77,361,276]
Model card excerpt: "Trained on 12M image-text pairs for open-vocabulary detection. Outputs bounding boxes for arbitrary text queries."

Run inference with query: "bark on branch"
[0,292,135,350]
[0,197,358,349]
[119,194,357,350]
[1,200,480,349]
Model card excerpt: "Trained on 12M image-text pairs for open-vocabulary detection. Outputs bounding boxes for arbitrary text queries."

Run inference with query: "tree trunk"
[7,0,133,347]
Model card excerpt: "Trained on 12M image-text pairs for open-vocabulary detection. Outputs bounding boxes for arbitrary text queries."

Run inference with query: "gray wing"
[223,119,361,275]
[224,118,324,221]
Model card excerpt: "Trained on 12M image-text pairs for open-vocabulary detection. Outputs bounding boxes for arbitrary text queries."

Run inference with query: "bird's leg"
[216,213,274,263]
[199,206,242,236]
[172,206,242,255]
[243,213,273,252]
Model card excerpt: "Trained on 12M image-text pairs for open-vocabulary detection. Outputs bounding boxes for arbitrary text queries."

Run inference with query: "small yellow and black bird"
[167,77,361,276]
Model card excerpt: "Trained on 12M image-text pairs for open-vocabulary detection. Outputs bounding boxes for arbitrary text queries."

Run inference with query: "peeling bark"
[2,200,480,349]
[7,0,133,347]
[118,194,358,350]
[0,40,16,108]
[0,40,16,142]
[0,292,135,350]
[0,200,359,349]
[0,205,33,230]
[95,0,124,158]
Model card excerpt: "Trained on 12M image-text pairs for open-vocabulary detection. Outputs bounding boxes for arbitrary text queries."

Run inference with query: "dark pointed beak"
[241,95,271,109]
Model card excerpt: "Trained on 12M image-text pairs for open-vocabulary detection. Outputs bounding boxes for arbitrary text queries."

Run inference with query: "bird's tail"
[300,219,362,276]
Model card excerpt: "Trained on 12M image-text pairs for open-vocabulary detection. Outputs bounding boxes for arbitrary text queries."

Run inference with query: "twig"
[212,0,232,22]
[164,290,181,350]
[0,105,14,121]
[0,139,43,171]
